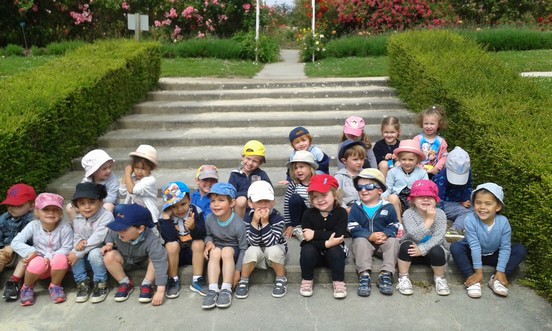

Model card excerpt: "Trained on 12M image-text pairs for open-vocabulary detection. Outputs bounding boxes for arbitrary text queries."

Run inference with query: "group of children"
[0,105,526,309]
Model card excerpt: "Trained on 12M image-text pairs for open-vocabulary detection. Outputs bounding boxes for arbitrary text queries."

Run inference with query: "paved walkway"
[253,49,307,80]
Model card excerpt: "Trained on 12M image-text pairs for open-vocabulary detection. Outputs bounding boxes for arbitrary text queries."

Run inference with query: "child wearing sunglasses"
[348,169,399,297]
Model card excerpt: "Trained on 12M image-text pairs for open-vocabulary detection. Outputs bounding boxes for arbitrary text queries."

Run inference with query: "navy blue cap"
[107,204,154,231]
[338,140,366,161]
[289,126,310,143]
[208,182,237,200]
[72,182,107,204]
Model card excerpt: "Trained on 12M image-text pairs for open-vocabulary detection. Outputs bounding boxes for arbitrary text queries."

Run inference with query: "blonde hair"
[381,116,401,134]
[290,162,316,184]
[416,105,448,131]
[308,188,343,209]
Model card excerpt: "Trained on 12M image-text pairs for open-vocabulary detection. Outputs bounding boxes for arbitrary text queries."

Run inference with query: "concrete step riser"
[147,90,397,101]
[157,80,389,91]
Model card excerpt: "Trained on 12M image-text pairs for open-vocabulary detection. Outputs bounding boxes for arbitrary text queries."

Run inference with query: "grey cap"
[471,182,504,206]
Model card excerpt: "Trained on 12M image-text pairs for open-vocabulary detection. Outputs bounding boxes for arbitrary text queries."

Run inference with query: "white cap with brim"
[446,146,471,185]
[247,180,275,202]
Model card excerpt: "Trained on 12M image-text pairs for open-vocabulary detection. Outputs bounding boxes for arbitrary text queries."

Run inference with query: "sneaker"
[49,285,67,304]
[75,280,90,303]
[435,277,450,296]
[3,279,20,301]
[202,290,218,309]
[357,274,372,297]
[488,276,509,297]
[138,284,153,303]
[272,279,287,298]
[114,281,133,302]
[235,280,249,299]
[165,278,180,299]
[377,272,394,295]
[190,276,208,296]
[216,289,232,308]
[90,282,109,303]
[396,224,405,239]
[445,228,465,243]
[292,227,304,241]
[466,282,482,298]
[396,276,413,295]
[300,279,313,297]
[19,285,35,306]
[333,281,347,299]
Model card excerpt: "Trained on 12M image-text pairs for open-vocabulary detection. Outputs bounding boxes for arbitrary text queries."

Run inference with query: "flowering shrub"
[296,28,326,61]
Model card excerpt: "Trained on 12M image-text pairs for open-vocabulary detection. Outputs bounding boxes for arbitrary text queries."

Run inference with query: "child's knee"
[27,256,47,275]
[192,239,205,252]
[50,254,69,270]
[165,241,180,255]
[103,250,121,265]
[236,197,247,208]
[221,247,235,259]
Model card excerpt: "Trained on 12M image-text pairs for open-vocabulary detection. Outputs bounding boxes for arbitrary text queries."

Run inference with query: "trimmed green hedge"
[387,30,552,300]
[0,39,160,198]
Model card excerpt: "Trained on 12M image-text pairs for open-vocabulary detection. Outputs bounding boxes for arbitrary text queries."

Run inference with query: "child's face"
[248,199,275,213]
[292,162,313,183]
[196,178,217,196]
[75,198,102,219]
[36,206,63,227]
[422,114,440,137]
[93,160,113,182]
[170,195,190,218]
[411,196,437,213]
[342,154,364,174]
[398,152,419,173]
[356,178,382,205]
[133,161,152,180]
[117,225,145,242]
[210,194,235,221]
[345,133,360,141]
[292,136,310,151]
[473,191,502,223]
[311,191,335,213]
[7,202,33,218]
[382,125,400,145]
[241,155,263,174]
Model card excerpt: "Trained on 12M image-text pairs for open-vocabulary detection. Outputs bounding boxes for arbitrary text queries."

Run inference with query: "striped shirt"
[244,209,287,252]
[283,181,310,227]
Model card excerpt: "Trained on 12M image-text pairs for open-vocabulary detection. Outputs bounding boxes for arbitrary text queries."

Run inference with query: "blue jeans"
[442,201,471,231]
[71,247,108,283]
[450,240,527,278]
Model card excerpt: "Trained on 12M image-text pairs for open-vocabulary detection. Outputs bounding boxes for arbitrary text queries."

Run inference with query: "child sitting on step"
[281,126,329,184]
[229,140,272,219]
[191,165,219,218]
[413,105,449,176]
[334,140,366,208]
[337,116,377,170]
[372,116,401,178]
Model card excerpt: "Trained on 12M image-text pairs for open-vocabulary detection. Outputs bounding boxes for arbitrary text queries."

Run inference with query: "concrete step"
[132,97,405,114]
[96,124,419,148]
[147,85,398,101]
[116,109,415,130]
[157,77,390,90]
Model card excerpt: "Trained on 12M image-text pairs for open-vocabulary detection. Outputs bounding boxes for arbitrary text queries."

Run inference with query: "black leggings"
[300,243,345,281]
[398,240,446,267]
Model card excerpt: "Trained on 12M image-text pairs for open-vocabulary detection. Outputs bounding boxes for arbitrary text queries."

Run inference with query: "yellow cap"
[242,140,266,158]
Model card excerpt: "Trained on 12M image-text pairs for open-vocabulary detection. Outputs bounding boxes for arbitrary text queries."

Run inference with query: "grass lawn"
[305,56,388,77]
[488,49,552,72]
[161,58,262,78]
[0,56,54,80]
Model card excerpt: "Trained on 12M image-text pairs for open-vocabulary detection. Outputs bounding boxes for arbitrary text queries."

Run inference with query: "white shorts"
[243,245,286,269]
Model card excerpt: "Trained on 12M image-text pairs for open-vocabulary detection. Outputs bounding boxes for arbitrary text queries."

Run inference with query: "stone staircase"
[46,76,512,286]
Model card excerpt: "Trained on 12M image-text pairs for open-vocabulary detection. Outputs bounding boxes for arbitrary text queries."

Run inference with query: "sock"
[240,277,249,283]
[119,276,130,284]
[399,273,409,279]
[209,284,220,292]
[173,276,179,282]
[141,279,152,286]
[275,276,287,283]
[221,282,232,291]
[359,270,370,277]
[192,275,200,282]
[10,275,21,283]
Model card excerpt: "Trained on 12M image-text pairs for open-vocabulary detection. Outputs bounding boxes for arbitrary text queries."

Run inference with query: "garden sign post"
[128,13,149,41]
[311,0,315,62]
[255,0,260,62]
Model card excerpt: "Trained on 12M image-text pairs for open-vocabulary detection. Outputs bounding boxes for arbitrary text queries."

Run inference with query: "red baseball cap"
[307,174,339,194]
[1,184,37,206]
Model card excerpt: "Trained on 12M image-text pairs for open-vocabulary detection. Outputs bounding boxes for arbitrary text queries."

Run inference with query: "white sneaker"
[466,283,482,298]
[435,277,450,296]
[292,227,304,241]
[488,276,508,297]
[396,276,413,295]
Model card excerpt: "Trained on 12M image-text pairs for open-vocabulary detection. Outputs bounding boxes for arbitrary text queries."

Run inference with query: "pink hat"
[129,145,158,166]
[82,149,114,178]
[408,180,440,203]
[393,139,425,163]
[343,116,365,137]
[1,184,36,206]
[35,193,65,210]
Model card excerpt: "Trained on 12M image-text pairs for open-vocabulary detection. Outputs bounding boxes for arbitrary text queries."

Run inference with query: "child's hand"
[494,271,509,287]
[325,232,344,248]
[124,164,133,176]
[254,208,270,226]
[407,243,422,257]
[278,180,290,185]
[161,209,172,220]
[302,228,315,241]
[67,252,78,266]
[75,240,87,251]
[465,270,483,287]
[204,241,214,260]
[100,244,113,256]
[184,210,195,230]
[152,286,165,306]
[284,226,293,238]
[424,206,437,227]
[23,251,38,265]
[429,167,439,175]
[385,153,393,160]
[462,200,471,208]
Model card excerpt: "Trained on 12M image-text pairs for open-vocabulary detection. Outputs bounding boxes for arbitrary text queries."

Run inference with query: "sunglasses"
[355,183,381,191]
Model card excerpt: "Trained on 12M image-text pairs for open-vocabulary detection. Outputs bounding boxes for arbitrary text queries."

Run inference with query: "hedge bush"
[0,39,160,199]
[387,30,552,300]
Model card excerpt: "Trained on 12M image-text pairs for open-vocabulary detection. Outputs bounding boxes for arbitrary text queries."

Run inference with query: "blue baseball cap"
[162,181,190,211]
[289,126,310,143]
[208,182,237,200]
[108,204,154,231]
[338,140,366,161]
